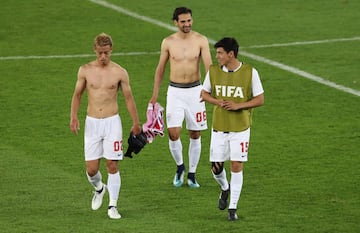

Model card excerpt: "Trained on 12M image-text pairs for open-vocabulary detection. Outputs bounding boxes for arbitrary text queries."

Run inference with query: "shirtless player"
[150,7,212,188]
[70,33,141,219]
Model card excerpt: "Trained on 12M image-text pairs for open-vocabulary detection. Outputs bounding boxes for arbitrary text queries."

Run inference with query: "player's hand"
[217,99,226,107]
[199,93,204,102]
[131,123,142,135]
[220,100,241,111]
[70,118,80,135]
[149,96,157,105]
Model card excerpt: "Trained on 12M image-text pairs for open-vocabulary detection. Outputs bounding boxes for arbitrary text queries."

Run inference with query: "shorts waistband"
[86,114,119,121]
[213,129,229,134]
[169,80,201,88]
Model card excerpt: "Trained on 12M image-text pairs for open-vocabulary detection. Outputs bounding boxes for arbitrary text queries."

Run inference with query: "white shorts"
[84,114,123,161]
[210,128,251,162]
[166,84,207,130]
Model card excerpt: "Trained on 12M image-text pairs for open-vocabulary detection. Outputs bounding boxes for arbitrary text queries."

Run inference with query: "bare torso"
[82,61,125,118]
[166,31,207,83]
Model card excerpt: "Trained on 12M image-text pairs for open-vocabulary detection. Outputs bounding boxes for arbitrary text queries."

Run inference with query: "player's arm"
[222,94,264,111]
[120,69,141,135]
[201,90,226,107]
[150,39,169,104]
[200,71,224,106]
[200,36,212,73]
[70,66,86,135]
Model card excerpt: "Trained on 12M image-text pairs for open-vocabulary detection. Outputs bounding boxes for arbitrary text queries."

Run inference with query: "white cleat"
[108,206,121,219]
[91,184,106,210]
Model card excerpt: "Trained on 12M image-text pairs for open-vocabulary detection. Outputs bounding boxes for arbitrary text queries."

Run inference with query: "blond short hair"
[94,33,113,48]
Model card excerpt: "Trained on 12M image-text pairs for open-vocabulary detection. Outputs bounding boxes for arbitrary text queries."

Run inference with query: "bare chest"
[169,42,201,62]
[86,69,120,90]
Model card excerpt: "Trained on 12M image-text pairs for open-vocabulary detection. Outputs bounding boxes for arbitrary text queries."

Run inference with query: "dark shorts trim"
[213,129,230,134]
[169,80,201,88]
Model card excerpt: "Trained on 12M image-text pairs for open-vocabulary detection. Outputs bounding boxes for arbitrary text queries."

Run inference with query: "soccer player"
[70,33,142,219]
[149,7,212,188]
[201,37,264,220]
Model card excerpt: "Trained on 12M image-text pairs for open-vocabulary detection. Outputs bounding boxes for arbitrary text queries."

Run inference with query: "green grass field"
[1,0,359,232]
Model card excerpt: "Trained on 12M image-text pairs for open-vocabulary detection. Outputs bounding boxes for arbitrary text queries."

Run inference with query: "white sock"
[229,171,243,209]
[86,171,103,191]
[107,171,121,207]
[212,169,229,191]
[188,137,201,173]
[169,139,183,165]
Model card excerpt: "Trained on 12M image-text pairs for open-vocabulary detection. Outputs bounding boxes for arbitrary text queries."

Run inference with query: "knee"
[230,161,243,172]
[189,130,200,139]
[168,131,180,141]
[211,162,224,175]
[86,169,98,177]
[106,160,119,174]
[86,160,100,177]
[169,134,179,141]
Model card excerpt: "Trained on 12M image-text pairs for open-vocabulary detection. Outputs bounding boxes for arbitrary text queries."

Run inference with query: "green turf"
[1,0,359,232]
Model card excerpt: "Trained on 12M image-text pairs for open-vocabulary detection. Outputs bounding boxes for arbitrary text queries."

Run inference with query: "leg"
[183,84,207,187]
[187,130,201,187]
[227,128,249,220]
[86,159,103,190]
[211,162,229,191]
[168,127,183,166]
[106,159,121,219]
[86,159,106,210]
[106,160,120,206]
[84,116,103,189]
[209,130,230,210]
[212,162,230,210]
[168,127,186,187]
[228,161,243,221]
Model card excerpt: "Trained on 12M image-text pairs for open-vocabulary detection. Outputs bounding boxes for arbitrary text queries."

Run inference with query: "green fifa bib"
[209,64,253,132]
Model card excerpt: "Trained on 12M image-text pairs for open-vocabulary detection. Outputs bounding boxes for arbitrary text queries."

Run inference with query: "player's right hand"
[70,118,80,135]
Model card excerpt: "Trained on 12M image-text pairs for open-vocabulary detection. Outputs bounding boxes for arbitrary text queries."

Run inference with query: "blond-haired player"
[70,33,141,219]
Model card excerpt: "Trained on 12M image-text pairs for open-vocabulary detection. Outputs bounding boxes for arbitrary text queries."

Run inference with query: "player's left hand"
[221,100,241,111]
[131,123,142,135]
[124,130,147,158]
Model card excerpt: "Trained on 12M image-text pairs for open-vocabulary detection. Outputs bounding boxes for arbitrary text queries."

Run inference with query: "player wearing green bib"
[201,37,264,221]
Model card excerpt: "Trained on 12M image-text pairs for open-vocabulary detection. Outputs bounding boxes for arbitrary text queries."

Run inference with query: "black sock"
[176,164,185,174]
[96,186,104,194]
[187,172,195,182]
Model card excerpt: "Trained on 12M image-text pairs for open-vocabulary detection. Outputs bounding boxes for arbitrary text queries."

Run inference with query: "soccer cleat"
[173,169,185,187]
[218,188,229,210]
[187,178,200,188]
[228,209,238,221]
[91,184,106,210]
[107,206,121,219]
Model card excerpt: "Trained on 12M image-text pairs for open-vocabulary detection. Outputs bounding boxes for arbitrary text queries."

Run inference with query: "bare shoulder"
[191,31,209,42]
[79,60,96,72]
[162,33,177,47]
[110,61,129,79]
[77,61,94,78]
[111,61,127,72]
[164,32,177,41]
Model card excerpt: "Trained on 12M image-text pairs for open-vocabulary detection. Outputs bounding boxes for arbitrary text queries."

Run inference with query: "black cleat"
[218,188,229,210]
[228,209,238,221]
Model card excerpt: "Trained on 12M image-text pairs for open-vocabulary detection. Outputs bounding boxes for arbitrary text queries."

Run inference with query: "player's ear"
[229,51,234,58]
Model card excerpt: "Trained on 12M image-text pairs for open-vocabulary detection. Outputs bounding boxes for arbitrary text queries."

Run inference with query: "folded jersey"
[142,102,165,143]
